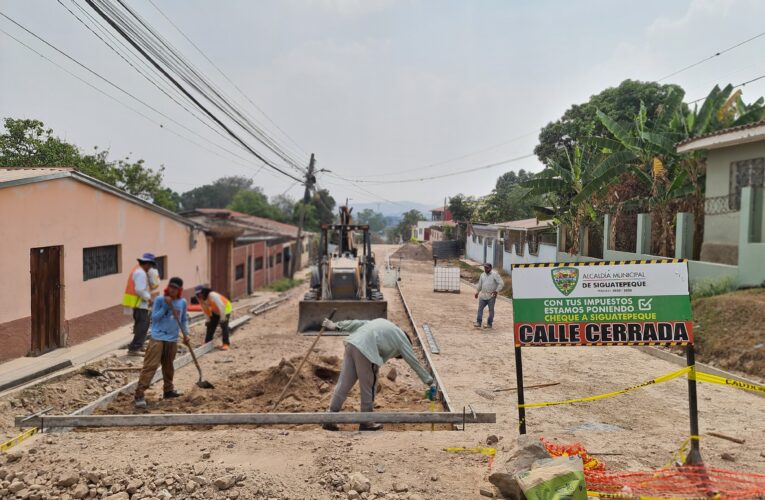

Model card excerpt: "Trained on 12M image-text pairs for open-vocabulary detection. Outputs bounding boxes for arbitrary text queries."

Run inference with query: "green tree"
[271,194,296,221]
[479,169,540,223]
[523,145,616,254]
[311,188,336,226]
[448,194,479,222]
[179,176,254,210]
[390,209,425,242]
[228,188,285,220]
[535,80,685,166]
[355,208,386,233]
[0,118,178,210]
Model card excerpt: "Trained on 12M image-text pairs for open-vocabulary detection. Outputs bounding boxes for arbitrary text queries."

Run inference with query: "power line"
[336,153,536,185]
[145,0,310,161]
[658,29,765,82]
[0,10,282,178]
[82,0,303,183]
[345,130,539,180]
[687,71,765,104]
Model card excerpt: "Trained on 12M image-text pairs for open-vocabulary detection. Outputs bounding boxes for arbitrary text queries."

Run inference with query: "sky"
[2,0,765,209]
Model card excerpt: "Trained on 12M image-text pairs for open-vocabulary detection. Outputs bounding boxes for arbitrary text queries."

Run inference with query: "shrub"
[266,278,304,292]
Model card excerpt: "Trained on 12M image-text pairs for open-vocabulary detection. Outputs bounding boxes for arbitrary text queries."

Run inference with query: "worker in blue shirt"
[134,277,190,409]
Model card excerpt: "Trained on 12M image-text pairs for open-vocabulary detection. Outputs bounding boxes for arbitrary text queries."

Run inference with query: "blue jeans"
[476,297,496,326]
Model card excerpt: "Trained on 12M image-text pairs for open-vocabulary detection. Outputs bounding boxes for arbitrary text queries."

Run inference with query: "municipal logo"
[551,267,579,296]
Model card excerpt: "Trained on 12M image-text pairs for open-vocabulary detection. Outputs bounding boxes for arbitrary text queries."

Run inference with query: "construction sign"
[511,260,693,347]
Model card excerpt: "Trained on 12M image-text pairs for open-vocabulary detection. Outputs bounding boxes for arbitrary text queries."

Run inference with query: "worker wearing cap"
[134,277,190,409]
[124,252,156,356]
[474,262,504,329]
[321,318,435,432]
[194,286,233,350]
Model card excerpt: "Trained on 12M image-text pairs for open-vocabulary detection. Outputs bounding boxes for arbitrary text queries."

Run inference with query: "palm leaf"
[597,110,638,150]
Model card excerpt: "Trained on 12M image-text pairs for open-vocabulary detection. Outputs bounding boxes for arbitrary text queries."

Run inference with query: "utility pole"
[291,154,316,279]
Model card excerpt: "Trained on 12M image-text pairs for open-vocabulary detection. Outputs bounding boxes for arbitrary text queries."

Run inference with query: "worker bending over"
[134,277,190,409]
[321,318,435,431]
[194,285,233,350]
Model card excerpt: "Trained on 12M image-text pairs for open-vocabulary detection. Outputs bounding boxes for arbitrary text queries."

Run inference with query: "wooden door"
[210,238,232,298]
[30,246,64,356]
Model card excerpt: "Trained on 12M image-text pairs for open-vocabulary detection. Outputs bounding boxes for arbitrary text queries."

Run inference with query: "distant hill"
[351,201,439,217]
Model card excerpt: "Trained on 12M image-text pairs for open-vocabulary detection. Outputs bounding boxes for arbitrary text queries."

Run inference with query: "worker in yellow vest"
[123,252,156,356]
[194,285,233,350]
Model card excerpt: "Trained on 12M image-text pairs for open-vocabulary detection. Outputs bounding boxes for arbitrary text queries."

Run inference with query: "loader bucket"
[298,300,388,334]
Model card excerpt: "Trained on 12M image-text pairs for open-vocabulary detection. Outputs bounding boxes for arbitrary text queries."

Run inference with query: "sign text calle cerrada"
[511,260,693,347]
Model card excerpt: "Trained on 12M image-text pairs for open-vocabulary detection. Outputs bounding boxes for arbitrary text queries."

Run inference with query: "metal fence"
[705,193,741,215]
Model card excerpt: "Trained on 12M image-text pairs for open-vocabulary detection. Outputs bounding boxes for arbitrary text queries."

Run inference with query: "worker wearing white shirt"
[148,267,161,300]
[474,262,504,329]
[123,252,156,355]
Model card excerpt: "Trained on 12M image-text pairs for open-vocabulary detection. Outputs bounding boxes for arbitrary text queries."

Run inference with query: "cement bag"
[515,456,586,500]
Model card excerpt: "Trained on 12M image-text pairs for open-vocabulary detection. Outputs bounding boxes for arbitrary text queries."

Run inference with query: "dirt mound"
[391,243,432,261]
[691,288,765,379]
[100,354,434,429]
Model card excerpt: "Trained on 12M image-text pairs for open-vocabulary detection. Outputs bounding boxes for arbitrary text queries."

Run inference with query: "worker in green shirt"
[321,318,435,431]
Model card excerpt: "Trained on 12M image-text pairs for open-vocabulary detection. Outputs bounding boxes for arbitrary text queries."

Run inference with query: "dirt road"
[2,250,763,499]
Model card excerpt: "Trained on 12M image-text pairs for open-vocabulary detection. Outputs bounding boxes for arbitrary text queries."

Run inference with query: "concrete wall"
[466,234,486,263]
[704,141,765,246]
[502,243,557,272]
[0,177,208,361]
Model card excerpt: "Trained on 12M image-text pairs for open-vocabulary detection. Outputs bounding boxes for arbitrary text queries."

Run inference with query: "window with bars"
[729,157,765,209]
[83,245,120,281]
[276,253,282,264]
[255,257,264,270]
[235,264,244,280]
[155,256,167,279]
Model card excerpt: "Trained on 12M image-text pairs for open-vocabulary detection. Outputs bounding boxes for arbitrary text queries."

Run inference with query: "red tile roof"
[192,208,299,237]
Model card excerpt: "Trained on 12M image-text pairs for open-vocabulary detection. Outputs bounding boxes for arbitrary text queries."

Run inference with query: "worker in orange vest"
[194,285,233,350]
[123,252,156,356]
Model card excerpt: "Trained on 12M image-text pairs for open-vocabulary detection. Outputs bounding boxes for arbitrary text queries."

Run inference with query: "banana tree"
[522,144,618,254]
[596,87,689,256]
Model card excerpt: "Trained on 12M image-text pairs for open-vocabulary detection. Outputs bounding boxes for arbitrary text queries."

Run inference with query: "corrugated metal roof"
[675,120,765,148]
[0,167,72,185]
[496,217,552,231]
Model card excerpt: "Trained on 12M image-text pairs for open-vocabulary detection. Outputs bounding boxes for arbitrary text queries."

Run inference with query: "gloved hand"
[425,384,437,401]
[322,318,337,331]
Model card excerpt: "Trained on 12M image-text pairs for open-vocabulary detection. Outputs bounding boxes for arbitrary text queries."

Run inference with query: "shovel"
[172,310,215,389]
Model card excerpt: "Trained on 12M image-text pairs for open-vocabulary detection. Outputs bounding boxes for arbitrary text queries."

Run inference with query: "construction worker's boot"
[163,390,183,399]
[218,343,230,351]
[359,423,383,432]
[134,398,147,409]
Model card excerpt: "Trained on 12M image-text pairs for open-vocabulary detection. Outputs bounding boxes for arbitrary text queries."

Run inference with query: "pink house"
[0,167,209,363]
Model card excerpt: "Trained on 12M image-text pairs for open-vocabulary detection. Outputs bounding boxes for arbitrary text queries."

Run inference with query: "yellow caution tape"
[691,370,765,394]
[664,435,700,468]
[0,427,38,453]
[519,367,692,408]
[443,446,496,457]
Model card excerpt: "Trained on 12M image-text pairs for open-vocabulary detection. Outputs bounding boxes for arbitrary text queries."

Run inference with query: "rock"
[157,489,172,499]
[185,480,198,493]
[375,465,385,474]
[392,483,408,493]
[84,472,100,484]
[319,382,330,394]
[57,473,80,488]
[505,434,550,473]
[486,435,499,446]
[721,452,736,462]
[103,493,129,500]
[430,475,438,482]
[214,475,237,490]
[408,495,424,500]
[488,473,522,500]
[9,481,25,493]
[202,452,211,460]
[192,475,209,486]
[386,368,397,382]
[72,483,89,499]
[479,487,494,498]
[4,451,22,463]
[348,490,360,500]
[126,478,144,494]
[349,473,371,493]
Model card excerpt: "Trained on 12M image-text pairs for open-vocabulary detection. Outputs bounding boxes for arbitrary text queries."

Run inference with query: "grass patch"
[265,277,304,292]
[690,276,736,300]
